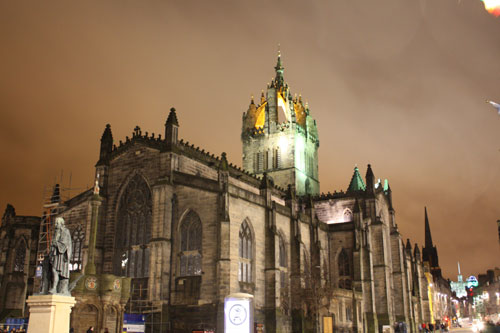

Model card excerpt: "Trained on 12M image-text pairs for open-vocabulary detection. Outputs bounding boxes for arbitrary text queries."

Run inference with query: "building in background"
[421,208,452,325]
[0,205,40,321]
[476,268,500,322]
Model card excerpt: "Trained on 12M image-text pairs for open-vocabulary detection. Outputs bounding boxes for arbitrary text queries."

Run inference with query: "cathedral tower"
[241,51,320,195]
[422,207,442,278]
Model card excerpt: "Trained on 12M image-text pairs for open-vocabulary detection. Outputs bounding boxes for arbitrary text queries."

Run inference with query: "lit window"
[70,224,85,271]
[238,220,253,283]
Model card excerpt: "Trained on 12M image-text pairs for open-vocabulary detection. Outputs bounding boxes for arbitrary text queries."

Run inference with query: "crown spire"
[274,44,284,88]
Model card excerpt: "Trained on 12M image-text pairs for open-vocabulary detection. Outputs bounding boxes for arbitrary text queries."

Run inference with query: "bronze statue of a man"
[47,217,72,295]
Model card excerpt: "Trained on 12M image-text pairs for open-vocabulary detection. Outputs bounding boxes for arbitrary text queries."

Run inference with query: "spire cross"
[134,126,141,136]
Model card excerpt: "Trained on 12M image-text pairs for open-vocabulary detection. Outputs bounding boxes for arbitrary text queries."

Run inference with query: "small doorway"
[323,316,333,333]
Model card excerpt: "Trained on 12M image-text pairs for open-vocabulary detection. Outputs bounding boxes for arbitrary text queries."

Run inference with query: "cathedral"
[0,53,450,333]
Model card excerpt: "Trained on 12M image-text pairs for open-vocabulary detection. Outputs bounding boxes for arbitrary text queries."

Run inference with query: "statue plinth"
[26,294,76,333]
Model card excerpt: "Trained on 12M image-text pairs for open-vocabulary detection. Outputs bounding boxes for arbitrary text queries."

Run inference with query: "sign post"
[224,293,253,333]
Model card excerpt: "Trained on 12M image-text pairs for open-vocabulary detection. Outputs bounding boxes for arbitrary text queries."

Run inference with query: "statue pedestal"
[26,295,76,333]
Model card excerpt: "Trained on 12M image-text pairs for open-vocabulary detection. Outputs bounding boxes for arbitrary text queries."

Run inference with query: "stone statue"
[41,217,73,295]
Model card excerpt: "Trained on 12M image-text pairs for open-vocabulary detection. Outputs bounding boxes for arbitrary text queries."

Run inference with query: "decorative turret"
[405,239,412,255]
[165,107,179,146]
[2,204,15,222]
[347,166,366,193]
[241,50,319,195]
[413,244,421,261]
[365,164,375,195]
[97,124,113,166]
[386,183,394,211]
[219,152,229,171]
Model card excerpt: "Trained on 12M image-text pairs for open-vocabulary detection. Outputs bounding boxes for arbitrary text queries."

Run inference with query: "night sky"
[1,0,499,280]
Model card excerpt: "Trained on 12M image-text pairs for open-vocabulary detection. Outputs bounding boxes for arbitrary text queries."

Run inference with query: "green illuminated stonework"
[347,167,366,192]
[241,54,319,195]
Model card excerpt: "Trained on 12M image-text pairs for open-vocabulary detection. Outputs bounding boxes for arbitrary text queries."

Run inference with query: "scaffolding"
[126,279,168,333]
[33,184,66,291]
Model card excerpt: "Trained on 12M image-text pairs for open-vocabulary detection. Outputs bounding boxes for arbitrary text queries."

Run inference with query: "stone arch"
[114,172,152,277]
[301,247,311,288]
[337,248,351,289]
[72,303,99,333]
[104,305,119,333]
[113,170,153,211]
[70,224,85,271]
[13,237,28,272]
[238,218,255,284]
[177,209,202,277]
[277,229,288,268]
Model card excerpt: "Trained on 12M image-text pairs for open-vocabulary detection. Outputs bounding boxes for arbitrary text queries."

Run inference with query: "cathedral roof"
[347,166,366,192]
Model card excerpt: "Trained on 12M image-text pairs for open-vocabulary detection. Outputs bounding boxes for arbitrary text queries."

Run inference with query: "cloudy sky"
[1,0,499,279]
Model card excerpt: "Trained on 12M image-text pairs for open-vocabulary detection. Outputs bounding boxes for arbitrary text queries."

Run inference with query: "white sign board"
[224,293,253,333]
[124,324,145,333]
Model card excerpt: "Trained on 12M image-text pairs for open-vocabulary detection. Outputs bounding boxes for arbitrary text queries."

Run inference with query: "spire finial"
[274,45,284,84]
[424,206,433,248]
[166,107,179,126]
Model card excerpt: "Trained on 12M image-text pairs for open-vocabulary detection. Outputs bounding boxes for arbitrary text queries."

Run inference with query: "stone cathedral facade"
[0,54,444,333]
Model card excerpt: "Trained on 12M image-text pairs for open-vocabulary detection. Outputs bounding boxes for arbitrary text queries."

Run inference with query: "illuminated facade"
[0,53,441,333]
[242,53,319,195]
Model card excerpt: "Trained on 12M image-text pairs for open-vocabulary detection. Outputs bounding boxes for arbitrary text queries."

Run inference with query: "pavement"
[450,327,475,333]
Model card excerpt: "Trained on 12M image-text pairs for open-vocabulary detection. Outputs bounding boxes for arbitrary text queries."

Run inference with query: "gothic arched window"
[115,174,152,278]
[14,240,26,272]
[273,147,281,168]
[179,211,202,276]
[302,249,311,289]
[70,224,85,271]
[338,248,352,289]
[279,235,287,289]
[279,236,287,268]
[238,220,253,283]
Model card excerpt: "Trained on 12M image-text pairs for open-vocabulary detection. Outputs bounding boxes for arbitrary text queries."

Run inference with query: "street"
[450,327,475,333]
